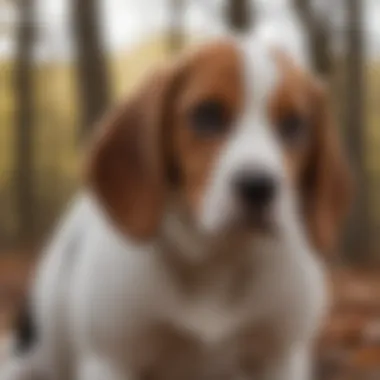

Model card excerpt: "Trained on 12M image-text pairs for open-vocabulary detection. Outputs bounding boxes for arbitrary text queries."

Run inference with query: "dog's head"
[87,37,352,255]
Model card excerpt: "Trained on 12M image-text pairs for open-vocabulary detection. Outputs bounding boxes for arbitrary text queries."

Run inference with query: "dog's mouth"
[238,206,275,234]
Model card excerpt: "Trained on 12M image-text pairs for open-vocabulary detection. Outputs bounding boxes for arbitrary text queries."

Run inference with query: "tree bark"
[71,0,110,139]
[226,0,252,32]
[14,0,35,241]
[168,0,184,53]
[294,0,331,76]
[344,0,369,259]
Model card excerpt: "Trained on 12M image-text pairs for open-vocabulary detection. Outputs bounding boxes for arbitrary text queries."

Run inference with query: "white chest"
[174,296,246,344]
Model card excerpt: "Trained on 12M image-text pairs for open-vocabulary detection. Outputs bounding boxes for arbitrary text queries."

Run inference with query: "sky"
[0,0,379,62]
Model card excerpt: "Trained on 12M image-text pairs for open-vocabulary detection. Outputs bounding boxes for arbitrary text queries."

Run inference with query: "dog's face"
[88,39,352,254]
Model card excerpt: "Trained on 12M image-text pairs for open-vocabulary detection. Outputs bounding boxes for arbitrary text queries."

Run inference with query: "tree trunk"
[344,0,369,260]
[168,0,184,53]
[226,0,252,32]
[71,0,110,139]
[14,0,35,241]
[294,0,331,76]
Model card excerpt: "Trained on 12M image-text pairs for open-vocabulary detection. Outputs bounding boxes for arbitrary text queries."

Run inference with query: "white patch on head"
[250,3,310,69]
[252,11,310,69]
[199,35,295,236]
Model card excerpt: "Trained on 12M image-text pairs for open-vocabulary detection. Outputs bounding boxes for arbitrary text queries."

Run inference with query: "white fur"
[1,32,327,380]
[1,193,326,380]
[200,34,289,236]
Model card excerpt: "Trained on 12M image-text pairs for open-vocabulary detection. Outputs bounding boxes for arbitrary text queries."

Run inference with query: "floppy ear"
[304,85,354,254]
[86,66,179,240]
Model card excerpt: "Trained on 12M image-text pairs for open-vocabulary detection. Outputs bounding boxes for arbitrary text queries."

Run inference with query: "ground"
[317,268,380,379]
[0,254,379,379]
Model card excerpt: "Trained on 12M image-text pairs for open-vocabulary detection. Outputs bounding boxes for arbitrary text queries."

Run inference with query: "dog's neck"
[155,193,319,295]
[157,203,272,297]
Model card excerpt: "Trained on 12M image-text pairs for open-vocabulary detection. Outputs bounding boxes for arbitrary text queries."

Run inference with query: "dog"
[1,27,352,380]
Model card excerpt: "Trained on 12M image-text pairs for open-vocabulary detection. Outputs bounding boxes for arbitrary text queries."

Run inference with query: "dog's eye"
[278,114,308,145]
[189,100,229,136]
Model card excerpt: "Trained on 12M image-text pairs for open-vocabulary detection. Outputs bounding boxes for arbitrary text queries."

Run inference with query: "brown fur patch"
[269,52,317,183]
[171,42,244,215]
[270,52,353,254]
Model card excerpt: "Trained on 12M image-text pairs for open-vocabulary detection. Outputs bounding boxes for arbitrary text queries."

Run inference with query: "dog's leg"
[260,346,311,380]
[0,354,47,380]
[77,357,136,380]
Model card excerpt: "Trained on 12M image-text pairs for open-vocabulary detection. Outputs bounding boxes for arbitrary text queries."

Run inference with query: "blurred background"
[0,0,379,378]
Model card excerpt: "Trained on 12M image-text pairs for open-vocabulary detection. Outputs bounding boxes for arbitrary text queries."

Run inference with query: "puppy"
[1,31,352,380]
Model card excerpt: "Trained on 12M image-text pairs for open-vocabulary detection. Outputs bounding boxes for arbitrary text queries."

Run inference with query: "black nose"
[234,172,277,207]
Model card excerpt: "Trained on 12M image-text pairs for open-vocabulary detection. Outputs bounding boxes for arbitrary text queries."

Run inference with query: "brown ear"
[304,85,353,254]
[86,66,179,240]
